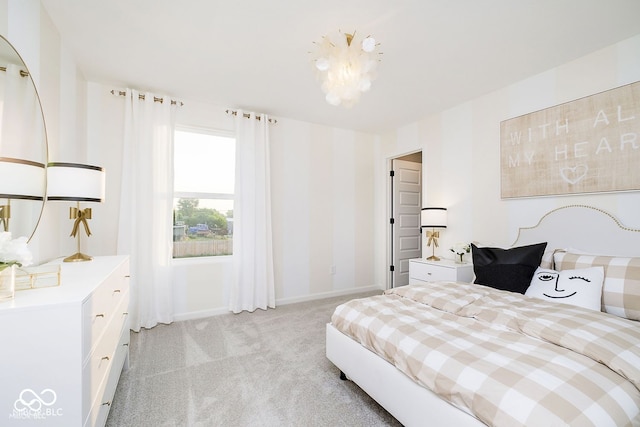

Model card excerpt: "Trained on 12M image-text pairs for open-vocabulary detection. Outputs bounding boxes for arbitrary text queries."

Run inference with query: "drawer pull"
[95,313,105,318]
[102,401,111,407]
[113,289,121,293]
[101,356,110,361]
[123,343,129,347]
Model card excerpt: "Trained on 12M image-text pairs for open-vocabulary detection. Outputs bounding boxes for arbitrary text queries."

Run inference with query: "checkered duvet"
[331,282,640,426]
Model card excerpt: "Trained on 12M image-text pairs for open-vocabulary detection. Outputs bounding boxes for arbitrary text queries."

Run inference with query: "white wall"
[375,34,640,288]
[2,2,380,320]
[4,1,639,319]
[83,90,380,320]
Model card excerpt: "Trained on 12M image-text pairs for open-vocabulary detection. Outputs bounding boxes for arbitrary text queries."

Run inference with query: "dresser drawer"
[82,261,130,358]
[86,294,129,396]
[85,317,130,427]
[83,291,129,424]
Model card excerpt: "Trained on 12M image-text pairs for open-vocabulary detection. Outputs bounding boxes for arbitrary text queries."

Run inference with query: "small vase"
[455,254,464,264]
[0,265,16,300]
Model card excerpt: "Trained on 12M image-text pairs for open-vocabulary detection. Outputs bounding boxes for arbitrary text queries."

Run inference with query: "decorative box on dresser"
[408,258,474,284]
[0,255,130,427]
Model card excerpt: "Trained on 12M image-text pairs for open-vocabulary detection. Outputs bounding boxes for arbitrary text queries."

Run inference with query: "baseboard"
[172,285,383,322]
[172,306,231,322]
[276,285,382,306]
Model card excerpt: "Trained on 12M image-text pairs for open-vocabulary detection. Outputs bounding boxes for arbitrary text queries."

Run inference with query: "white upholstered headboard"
[512,205,640,257]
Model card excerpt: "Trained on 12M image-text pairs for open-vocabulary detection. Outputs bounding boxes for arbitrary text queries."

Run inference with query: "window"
[172,127,235,258]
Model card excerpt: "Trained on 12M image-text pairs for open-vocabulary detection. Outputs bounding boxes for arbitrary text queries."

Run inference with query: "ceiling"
[40,0,640,134]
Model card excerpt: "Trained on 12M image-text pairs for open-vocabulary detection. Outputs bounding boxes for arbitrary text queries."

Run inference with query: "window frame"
[172,125,236,263]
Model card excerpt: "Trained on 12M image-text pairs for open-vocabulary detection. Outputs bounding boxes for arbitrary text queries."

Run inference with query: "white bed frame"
[326,205,640,427]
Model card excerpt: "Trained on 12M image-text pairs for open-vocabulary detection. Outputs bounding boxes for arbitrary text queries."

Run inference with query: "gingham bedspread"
[330,282,640,426]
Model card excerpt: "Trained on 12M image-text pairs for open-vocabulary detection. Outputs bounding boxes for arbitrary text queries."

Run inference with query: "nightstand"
[408,258,474,284]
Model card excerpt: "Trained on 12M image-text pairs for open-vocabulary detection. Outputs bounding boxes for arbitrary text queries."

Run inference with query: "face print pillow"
[525,266,605,311]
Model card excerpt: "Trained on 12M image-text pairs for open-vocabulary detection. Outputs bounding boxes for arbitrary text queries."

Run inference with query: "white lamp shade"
[421,207,447,228]
[47,162,105,202]
[0,157,46,200]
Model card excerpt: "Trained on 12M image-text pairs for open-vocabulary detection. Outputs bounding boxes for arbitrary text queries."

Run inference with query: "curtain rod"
[0,66,28,77]
[110,89,184,106]
[225,109,277,124]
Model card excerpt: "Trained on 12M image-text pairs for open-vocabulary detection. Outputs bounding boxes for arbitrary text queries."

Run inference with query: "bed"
[326,205,640,426]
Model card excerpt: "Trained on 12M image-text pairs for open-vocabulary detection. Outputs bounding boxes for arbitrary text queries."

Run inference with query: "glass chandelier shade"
[311,30,381,107]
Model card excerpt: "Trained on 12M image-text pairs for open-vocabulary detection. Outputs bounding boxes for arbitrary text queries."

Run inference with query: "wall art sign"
[500,81,640,198]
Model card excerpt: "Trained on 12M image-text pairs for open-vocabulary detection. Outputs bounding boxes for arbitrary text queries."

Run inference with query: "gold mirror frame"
[0,34,48,242]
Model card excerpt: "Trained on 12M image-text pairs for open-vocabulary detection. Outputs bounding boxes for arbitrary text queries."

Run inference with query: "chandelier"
[310,30,381,107]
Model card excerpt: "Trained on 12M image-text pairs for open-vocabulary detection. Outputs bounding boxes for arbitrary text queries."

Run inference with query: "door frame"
[386,149,423,289]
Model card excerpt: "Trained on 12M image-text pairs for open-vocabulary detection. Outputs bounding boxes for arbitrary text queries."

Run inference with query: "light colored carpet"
[106,292,403,427]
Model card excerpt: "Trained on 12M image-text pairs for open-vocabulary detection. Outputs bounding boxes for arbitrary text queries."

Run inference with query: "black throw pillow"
[471,242,547,294]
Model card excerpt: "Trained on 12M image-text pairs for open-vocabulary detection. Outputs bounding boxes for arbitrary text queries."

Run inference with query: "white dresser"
[408,258,474,284]
[0,256,130,427]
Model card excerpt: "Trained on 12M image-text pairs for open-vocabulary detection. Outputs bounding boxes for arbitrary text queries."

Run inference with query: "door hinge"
[390,265,395,272]
[390,218,395,224]
[390,170,395,177]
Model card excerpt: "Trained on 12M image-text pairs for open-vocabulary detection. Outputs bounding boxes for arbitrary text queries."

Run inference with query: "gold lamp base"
[63,203,94,263]
[63,252,93,263]
[425,229,442,261]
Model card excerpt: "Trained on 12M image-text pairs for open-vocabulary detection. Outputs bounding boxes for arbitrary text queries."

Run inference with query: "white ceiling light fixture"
[311,30,381,107]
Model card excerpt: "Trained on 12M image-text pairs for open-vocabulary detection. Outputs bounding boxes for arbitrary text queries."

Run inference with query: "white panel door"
[391,159,422,287]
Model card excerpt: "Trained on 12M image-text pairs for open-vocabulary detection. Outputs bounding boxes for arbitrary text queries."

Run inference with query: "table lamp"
[421,207,447,261]
[47,162,105,262]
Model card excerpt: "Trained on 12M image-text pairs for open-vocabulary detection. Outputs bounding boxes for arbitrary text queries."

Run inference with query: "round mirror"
[0,35,47,241]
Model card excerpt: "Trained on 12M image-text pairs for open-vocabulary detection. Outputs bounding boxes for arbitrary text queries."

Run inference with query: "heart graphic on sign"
[559,164,588,185]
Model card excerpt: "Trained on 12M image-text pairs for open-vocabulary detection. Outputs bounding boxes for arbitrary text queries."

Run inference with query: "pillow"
[539,250,554,269]
[471,242,547,294]
[525,266,604,311]
[554,252,640,321]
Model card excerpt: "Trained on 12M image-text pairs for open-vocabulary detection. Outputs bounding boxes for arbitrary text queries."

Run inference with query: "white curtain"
[229,110,275,313]
[117,89,176,331]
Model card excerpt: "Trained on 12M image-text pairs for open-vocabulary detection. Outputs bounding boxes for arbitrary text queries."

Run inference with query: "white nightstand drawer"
[410,261,457,281]
[408,258,474,284]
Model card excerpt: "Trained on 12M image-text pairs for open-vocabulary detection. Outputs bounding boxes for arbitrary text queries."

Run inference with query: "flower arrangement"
[0,232,33,271]
[450,242,471,263]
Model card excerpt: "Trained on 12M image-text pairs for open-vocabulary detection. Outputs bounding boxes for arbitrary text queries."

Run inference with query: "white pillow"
[525,266,604,311]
